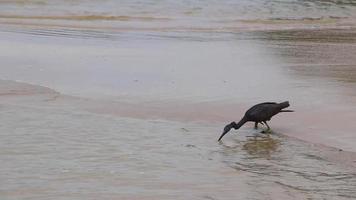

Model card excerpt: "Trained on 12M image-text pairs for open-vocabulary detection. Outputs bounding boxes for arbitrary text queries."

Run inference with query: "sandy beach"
[1,1,356,199]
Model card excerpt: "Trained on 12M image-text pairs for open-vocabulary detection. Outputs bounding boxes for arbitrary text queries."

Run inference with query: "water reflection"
[242,135,280,159]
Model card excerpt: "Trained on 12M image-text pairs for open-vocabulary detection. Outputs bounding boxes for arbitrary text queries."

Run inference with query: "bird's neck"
[233,117,248,129]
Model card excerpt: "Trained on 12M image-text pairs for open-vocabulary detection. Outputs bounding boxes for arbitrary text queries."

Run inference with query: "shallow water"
[1,1,356,199]
[1,91,356,200]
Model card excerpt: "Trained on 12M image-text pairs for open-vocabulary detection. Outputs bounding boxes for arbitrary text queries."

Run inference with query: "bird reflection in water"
[218,134,281,159]
[243,135,280,158]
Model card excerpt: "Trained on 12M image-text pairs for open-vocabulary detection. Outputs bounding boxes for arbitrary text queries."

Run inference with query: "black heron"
[218,101,293,141]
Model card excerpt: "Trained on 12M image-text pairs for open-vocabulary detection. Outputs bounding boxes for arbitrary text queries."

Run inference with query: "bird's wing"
[246,106,270,119]
[257,102,277,105]
[245,102,276,114]
[245,103,279,121]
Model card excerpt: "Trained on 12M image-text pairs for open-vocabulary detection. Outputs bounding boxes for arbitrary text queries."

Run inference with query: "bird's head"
[218,122,235,141]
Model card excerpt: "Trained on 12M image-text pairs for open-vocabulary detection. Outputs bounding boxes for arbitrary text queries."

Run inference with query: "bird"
[218,101,293,141]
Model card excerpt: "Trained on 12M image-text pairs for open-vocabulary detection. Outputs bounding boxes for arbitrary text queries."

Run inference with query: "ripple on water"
[218,131,356,199]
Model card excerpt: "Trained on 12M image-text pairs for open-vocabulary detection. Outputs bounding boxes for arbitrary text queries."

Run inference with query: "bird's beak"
[218,124,232,141]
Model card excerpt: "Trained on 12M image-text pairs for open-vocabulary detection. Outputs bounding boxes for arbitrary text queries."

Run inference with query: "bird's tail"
[279,109,294,112]
[218,117,247,141]
[278,101,290,110]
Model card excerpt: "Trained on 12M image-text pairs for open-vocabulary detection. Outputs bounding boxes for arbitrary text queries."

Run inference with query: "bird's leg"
[261,121,271,134]
[264,121,270,130]
[254,122,258,129]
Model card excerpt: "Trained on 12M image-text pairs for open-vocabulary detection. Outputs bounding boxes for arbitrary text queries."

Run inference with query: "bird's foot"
[261,129,272,134]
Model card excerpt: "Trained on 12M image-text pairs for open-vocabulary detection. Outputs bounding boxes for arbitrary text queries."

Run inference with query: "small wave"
[0,14,170,21]
[0,0,47,5]
[269,16,347,21]
[239,16,346,24]
[0,80,59,97]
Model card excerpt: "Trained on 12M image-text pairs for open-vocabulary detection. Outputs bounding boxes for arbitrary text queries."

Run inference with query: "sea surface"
[1,1,356,199]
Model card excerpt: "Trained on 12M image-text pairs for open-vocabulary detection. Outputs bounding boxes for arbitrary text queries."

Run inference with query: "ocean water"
[1,1,356,199]
[1,0,356,32]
